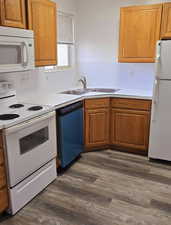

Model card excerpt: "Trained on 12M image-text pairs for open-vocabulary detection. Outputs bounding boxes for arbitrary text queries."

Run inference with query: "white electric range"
[0,81,57,215]
[0,92,53,128]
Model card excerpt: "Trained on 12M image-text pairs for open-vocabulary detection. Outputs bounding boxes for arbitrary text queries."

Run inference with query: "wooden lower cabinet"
[84,98,151,154]
[0,165,6,188]
[85,108,109,149]
[84,98,110,150]
[110,108,150,151]
[0,188,8,213]
[110,98,151,153]
[0,131,8,214]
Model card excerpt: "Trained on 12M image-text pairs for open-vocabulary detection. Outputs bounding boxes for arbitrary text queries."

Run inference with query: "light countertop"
[20,88,153,109]
[0,88,152,129]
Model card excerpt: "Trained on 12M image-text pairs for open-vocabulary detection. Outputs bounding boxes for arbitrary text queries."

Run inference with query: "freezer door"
[157,40,171,79]
[149,80,171,160]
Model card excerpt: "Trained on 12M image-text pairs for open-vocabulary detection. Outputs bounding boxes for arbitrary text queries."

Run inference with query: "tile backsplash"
[78,62,155,91]
[0,67,79,97]
[0,62,155,97]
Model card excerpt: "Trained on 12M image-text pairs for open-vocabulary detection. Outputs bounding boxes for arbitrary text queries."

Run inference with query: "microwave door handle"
[22,42,29,67]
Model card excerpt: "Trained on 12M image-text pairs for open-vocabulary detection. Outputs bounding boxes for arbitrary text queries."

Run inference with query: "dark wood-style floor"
[1,150,171,225]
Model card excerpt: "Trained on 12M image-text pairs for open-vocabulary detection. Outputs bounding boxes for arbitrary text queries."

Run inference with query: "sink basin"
[61,89,90,95]
[87,88,120,93]
[61,88,120,95]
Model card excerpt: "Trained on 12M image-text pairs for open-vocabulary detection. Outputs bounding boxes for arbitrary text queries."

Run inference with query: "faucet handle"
[81,75,86,82]
[78,75,87,89]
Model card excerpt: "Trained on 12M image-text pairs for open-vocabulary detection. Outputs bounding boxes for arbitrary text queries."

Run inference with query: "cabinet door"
[85,108,109,149]
[0,0,26,28]
[0,188,8,213]
[111,109,150,151]
[27,0,57,66]
[161,3,171,39]
[119,4,162,63]
[0,132,8,213]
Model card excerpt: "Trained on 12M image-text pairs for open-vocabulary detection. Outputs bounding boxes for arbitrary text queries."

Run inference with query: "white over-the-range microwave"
[0,26,35,73]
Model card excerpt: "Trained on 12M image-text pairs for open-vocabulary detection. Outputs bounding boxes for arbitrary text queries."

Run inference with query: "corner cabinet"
[0,0,26,28]
[110,98,151,153]
[161,3,171,39]
[0,131,8,213]
[27,0,57,66]
[84,98,151,154]
[84,98,110,150]
[119,4,162,63]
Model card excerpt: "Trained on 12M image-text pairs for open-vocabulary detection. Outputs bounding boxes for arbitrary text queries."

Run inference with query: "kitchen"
[0,0,171,224]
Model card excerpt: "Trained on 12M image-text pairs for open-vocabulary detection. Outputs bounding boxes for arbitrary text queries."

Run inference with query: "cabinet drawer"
[111,98,151,111]
[0,165,6,188]
[85,98,110,109]
[0,149,4,165]
[0,188,8,213]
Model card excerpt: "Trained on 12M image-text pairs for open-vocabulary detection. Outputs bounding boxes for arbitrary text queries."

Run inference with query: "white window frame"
[44,11,75,72]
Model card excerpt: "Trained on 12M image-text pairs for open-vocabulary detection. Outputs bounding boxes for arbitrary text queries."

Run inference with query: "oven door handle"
[5,111,55,135]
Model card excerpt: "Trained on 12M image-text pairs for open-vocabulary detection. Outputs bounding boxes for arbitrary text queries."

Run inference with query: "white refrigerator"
[149,40,171,161]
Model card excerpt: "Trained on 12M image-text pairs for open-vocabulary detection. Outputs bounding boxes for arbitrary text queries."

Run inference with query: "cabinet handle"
[122,48,125,56]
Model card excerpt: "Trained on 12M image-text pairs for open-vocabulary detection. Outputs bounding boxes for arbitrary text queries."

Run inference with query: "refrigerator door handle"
[152,79,160,122]
[155,41,161,80]
[156,41,161,63]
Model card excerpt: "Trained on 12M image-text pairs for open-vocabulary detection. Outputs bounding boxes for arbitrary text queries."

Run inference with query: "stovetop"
[0,97,52,129]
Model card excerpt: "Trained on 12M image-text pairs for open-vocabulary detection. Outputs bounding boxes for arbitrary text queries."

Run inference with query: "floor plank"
[1,150,171,225]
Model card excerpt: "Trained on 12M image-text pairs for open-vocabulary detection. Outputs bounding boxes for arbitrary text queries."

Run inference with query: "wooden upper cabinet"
[161,3,171,39]
[119,4,162,63]
[27,0,57,66]
[0,0,26,28]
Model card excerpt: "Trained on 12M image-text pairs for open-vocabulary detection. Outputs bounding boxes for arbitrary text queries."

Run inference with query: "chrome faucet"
[79,76,87,89]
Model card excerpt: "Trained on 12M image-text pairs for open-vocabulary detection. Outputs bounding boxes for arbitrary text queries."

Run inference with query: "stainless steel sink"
[61,89,90,95]
[87,88,120,93]
[61,88,120,95]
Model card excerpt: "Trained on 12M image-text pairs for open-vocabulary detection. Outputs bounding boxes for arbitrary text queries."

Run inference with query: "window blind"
[58,12,74,44]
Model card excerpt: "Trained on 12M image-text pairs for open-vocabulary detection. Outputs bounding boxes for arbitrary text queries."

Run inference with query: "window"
[57,12,74,68]
[57,44,70,68]
[44,11,74,71]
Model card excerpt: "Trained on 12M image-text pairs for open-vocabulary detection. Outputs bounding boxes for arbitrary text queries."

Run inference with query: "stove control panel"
[0,81,16,99]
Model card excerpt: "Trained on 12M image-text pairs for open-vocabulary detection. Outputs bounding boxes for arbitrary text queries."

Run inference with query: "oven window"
[0,45,22,65]
[19,127,49,154]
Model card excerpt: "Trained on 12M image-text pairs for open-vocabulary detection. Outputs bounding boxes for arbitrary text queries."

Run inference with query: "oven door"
[5,111,57,187]
[0,36,35,73]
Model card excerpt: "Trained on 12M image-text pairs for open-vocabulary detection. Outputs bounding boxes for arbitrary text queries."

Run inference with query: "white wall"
[0,0,79,97]
[1,0,170,96]
[76,0,170,91]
